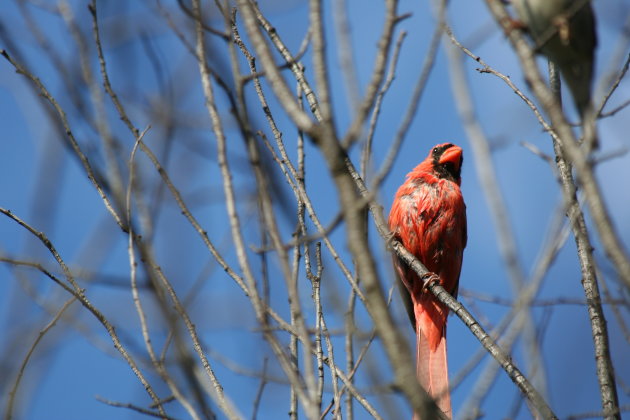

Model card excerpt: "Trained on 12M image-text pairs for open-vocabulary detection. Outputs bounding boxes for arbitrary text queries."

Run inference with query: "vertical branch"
[251,358,269,420]
[289,215,301,420]
[290,81,307,420]
[307,242,325,412]
[289,248,300,420]
[548,60,620,420]
[308,0,334,130]
[344,288,357,420]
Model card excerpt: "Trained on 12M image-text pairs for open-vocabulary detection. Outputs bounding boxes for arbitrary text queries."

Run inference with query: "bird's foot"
[420,272,441,293]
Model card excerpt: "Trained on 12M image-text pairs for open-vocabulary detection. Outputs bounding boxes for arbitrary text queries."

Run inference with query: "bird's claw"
[420,272,440,293]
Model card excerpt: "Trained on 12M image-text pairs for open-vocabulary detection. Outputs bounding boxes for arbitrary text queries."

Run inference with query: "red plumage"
[389,143,467,419]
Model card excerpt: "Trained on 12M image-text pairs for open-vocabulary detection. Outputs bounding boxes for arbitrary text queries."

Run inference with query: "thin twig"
[95,396,180,420]
[341,2,408,147]
[362,30,407,178]
[0,49,126,231]
[5,297,75,420]
[0,209,165,414]
[251,358,269,420]
[597,53,630,117]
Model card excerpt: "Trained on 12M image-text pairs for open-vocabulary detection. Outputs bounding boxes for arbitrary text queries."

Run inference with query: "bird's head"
[429,143,463,184]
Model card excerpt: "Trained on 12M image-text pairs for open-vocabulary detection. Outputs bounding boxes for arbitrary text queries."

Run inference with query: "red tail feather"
[415,298,451,419]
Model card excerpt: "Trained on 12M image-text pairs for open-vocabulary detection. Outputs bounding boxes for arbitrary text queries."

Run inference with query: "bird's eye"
[432,147,439,154]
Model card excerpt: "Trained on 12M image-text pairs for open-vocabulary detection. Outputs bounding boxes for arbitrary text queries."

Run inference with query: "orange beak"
[439,145,463,171]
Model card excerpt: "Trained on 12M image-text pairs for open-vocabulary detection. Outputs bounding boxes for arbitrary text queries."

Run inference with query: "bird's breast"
[390,177,465,265]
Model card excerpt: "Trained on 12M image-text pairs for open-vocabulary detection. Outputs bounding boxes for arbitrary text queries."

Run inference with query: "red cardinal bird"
[389,143,467,419]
